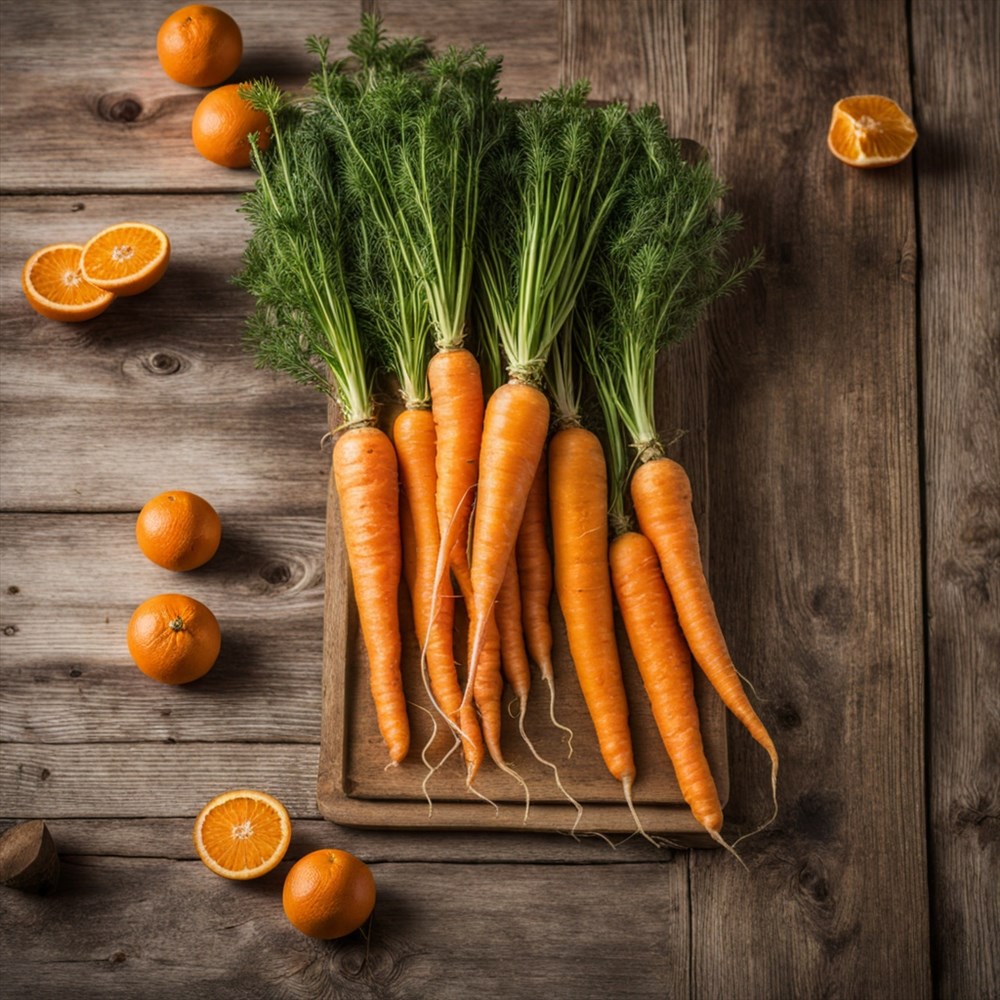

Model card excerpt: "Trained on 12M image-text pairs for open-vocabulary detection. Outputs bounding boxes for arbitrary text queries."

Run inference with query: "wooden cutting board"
[317,406,729,847]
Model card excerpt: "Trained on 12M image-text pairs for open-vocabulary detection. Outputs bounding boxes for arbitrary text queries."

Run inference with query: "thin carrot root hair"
[732,770,780,848]
[621,776,675,850]
[543,674,575,757]
[409,700,455,816]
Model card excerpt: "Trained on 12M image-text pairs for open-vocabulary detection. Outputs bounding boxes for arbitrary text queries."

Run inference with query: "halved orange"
[193,789,292,880]
[80,222,171,296]
[827,95,917,168]
[21,244,116,323]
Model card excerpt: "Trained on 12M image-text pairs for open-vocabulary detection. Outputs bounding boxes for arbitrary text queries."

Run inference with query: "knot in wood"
[143,352,183,376]
[260,561,292,586]
[98,95,143,123]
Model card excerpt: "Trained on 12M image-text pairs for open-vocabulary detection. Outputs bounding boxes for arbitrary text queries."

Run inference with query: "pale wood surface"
[1,0,996,997]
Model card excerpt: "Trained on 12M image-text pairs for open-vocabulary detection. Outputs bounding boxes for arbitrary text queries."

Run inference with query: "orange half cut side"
[193,789,292,880]
[21,244,116,323]
[827,95,917,168]
[81,222,170,296]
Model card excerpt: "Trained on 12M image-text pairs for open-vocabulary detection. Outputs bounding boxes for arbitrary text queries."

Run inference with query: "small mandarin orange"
[157,5,243,88]
[126,593,221,685]
[192,84,271,168]
[136,490,221,571]
[282,849,376,939]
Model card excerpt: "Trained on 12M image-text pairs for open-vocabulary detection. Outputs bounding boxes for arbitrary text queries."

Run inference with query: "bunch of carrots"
[237,17,777,850]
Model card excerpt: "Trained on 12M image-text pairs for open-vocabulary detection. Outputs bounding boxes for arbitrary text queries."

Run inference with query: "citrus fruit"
[126,593,221,685]
[157,5,243,88]
[80,222,170,297]
[191,83,271,168]
[193,789,292,880]
[827,95,918,168]
[282,849,376,939]
[136,490,221,571]
[21,244,115,323]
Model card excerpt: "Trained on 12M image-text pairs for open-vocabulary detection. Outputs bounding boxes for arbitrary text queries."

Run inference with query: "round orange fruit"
[191,84,271,168]
[194,789,292,880]
[136,490,221,571]
[282,849,376,939]
[21,244,115,323]
[80,222,170,297]
[127,593,221,684]
[157,5,243,88]
[827,94,918,168]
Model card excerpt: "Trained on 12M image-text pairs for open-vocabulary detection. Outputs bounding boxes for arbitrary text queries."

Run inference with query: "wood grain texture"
[0,195,329,514]
[912,1,1000,996]
[568,0,930,997]
[0,0,363,193]
[0,859,686,1000]
[0,513,324,743]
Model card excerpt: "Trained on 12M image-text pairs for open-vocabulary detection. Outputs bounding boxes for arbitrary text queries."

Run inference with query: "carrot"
[516,453,554,682]
[428,347,484,571]
[496,553,531,705]
[466,381,550,690]
[610,530,726,845]
[333,425,409,765]
[394,407,484,782]
[631,456,779,802]
[549,425,635,785]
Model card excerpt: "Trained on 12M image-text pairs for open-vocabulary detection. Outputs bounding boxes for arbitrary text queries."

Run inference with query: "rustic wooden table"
[1,1,996,997]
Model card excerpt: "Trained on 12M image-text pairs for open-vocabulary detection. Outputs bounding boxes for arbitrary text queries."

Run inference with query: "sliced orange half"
[193,789,292,880]
[827,95,917,168]
[80,222,170,296]
[21,243,116,323]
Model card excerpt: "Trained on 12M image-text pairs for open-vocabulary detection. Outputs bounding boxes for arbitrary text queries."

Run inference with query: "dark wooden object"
[1,0,996,997]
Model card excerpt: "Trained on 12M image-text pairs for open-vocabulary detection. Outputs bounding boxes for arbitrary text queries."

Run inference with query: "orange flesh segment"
[83,224,167,283]
[828,95,917,167]
[196,792,290,877]
[27,245,111,307]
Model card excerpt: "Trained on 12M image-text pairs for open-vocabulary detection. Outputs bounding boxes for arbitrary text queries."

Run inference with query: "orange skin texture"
[549,427,635,782]
[467,382,550,684]
[127,593,221,684]
[427,348,484,568]
[393,409,483,780]
[136,490,221,571]
[610,530,723,835]
[631,457,778,776]
[191,84,272,169]
[333,426,409,764]
[157,5,242,88]
[21,244,115,323]
[496,552,531,702]
[516,451,554,681]
[282,849,376,939]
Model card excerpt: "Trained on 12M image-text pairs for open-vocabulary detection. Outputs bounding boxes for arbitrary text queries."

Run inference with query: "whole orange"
[157,5,242,88]
[127,593,221,685]
[282,849,376,939]
[136,490,221,571]
[192,84,272,168]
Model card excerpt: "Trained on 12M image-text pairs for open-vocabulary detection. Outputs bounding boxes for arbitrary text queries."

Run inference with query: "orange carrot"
[496,553,531,704]
[516,452,554,680]
[428,348,484,570]
[631,456,779,797]
[610,530,726,844]
[333,425,409,764]
[549,425,635,785]
[467,381,550,694]
[394,407,484,782]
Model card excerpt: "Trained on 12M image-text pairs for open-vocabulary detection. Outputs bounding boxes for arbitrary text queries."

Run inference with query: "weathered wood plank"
[0,817,669,864]
[567,0,930,997]
[0,743,322,818]
[0,0,363,193]
[912,0,1000,996]
[0,859,687,1000]
[0,513,324,743]
[0,195,329,513]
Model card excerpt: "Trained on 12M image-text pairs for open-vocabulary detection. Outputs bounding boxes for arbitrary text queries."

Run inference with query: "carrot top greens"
[475,84,635,387]
[578,106,762,512]
[236,79,374,425]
